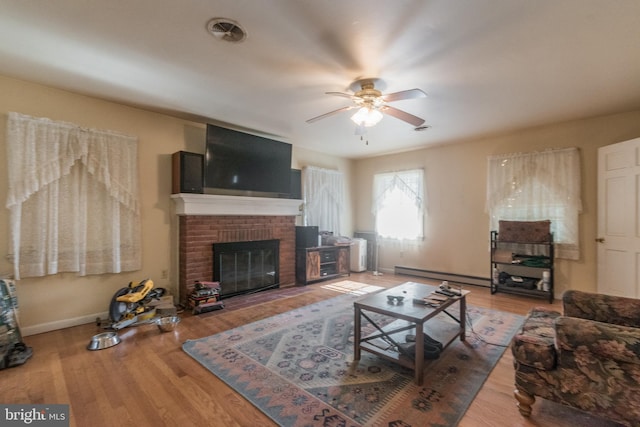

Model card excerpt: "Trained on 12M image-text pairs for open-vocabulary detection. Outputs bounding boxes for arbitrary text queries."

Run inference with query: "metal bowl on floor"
[87,331,121,351]
[155,316,180,332]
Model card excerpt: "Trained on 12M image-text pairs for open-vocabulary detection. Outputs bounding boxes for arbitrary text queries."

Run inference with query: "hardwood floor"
[1,273,619,426]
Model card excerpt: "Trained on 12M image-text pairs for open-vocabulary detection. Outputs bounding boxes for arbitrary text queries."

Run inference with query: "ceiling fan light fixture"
[307,78,427,131]
[350,107,383,127]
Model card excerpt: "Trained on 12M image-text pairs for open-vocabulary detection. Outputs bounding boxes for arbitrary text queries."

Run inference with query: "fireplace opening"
[213,239,279,298]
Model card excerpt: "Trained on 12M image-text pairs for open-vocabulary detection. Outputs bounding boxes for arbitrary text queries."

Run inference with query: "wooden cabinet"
[490,230,554,303]
[337,247,350,275]
[306,250,321,281]
[296,246,350,285]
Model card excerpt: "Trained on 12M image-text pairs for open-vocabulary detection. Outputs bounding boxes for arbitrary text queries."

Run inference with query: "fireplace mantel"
[171,193,302,216]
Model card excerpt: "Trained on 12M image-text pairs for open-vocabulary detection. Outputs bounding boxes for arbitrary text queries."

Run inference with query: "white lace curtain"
[372,169,424,240]
[5,112,141,279]
[302,166,344,235]
[485,147,582,259]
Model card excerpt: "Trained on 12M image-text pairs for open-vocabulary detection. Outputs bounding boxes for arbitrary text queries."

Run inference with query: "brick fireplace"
[172,194,301,303]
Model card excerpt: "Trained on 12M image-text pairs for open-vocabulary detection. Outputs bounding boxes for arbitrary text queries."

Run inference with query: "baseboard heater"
[395,266,490,288]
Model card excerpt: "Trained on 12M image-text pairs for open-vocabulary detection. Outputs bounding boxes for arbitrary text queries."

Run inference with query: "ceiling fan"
[306,78,427,134]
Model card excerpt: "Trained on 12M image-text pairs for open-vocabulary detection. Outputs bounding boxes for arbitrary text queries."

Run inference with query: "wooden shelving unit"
[295,246,350,285]
[490,230,554,303]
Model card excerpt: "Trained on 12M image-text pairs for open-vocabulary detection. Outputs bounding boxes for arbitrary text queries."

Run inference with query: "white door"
[597,137,640,297]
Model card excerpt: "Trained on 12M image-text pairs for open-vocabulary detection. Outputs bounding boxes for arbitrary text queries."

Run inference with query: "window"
[486,147,582,259]
[5,112,141,279]
[372,169,424,240]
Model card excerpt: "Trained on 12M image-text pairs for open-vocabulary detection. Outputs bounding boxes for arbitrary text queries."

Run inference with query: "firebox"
[213,239,279,298]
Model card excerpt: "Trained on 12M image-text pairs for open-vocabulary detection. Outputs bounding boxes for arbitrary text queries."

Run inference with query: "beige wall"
[3,72,639,334]
[0,75,351,334]
[353,110,640,295]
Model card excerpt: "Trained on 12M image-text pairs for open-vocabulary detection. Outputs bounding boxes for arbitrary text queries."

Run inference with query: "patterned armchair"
[511,290,640,426]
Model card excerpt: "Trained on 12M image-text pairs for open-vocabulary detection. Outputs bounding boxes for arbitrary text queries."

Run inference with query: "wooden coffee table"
[353,281,469,385]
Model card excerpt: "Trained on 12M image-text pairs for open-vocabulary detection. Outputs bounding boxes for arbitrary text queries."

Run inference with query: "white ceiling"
[1,0,640,159]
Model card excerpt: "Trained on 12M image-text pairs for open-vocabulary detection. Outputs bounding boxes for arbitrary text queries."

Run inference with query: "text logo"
[0,405,69,426]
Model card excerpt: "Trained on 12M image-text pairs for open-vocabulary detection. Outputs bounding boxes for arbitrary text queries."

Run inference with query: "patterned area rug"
[183,284,524,426]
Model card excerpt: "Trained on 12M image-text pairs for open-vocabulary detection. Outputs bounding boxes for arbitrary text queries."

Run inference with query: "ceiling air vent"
[206,18,247,43]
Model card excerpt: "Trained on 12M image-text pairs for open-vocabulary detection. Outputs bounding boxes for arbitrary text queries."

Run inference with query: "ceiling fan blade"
[382,106,426,126]
[326,91,356,99]
[306,106,354,123]
[382,88,427,102]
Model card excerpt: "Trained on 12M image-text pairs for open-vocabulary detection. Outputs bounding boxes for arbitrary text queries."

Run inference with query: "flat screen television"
[204,124,293,196]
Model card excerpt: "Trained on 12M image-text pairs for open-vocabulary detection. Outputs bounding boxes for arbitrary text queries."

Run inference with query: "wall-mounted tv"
[204,124,293,196]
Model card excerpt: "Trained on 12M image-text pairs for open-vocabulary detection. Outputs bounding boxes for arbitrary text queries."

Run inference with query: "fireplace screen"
[213,239,279,298]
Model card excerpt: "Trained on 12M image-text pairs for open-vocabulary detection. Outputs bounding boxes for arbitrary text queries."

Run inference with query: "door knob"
[595,237,605,243]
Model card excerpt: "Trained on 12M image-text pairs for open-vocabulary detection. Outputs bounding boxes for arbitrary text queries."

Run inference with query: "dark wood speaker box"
[172,151,203,194]
[290,168,302,199]
[296,226,319,249]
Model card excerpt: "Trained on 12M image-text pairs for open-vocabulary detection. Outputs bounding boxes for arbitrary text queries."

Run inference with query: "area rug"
[183,285,524,427]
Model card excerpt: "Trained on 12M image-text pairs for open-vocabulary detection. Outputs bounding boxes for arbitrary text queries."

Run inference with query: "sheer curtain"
[372,169,424,240]
[302,166,344,235]
[6,112,141,279]
[485,147,582,259]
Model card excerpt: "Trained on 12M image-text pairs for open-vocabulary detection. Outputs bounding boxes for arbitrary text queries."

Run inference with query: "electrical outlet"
[161,269,168,279]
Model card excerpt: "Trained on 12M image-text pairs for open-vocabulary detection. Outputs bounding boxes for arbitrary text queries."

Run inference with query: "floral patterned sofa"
[511,290,640,426]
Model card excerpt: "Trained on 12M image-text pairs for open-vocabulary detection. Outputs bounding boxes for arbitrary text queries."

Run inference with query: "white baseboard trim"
[21,311,108,337]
